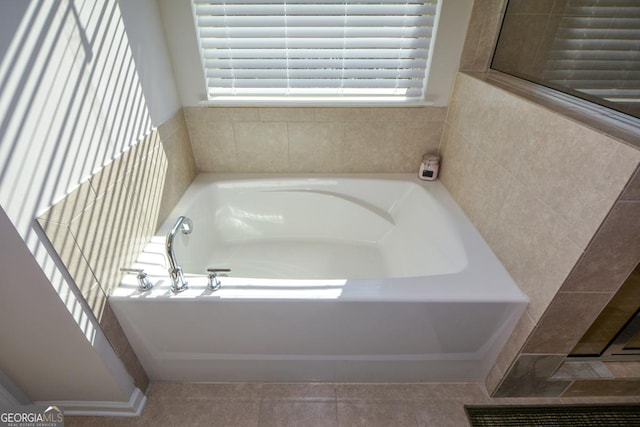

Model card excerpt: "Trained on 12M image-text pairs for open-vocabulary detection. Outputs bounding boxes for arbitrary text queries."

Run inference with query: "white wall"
[0,0,179,404]
[118,0,181,125]
[0,206,129,402]
[157,0,206,106]
[158,0,473,107]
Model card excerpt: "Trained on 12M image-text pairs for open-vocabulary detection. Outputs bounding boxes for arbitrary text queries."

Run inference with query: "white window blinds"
[192,0,440,103]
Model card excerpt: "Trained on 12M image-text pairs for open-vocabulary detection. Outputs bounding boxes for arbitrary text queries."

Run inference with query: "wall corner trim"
[35,387,147,418]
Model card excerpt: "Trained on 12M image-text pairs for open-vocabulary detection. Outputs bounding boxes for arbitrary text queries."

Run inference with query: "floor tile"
[259,400,337,427]
[147,382,263,401]
[140,399,259,427]
[335,384,415,401]
[337,400,418,427]
[415,400,471,427]
[261,383,336,400]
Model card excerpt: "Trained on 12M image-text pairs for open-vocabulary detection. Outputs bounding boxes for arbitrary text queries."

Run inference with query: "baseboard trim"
[35,387,146,417]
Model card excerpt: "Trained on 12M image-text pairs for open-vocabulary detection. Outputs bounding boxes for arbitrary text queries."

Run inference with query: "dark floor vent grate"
[466,404,640,426]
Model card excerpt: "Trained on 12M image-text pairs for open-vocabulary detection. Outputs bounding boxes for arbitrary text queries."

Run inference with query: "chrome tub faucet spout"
[166,216,192,293]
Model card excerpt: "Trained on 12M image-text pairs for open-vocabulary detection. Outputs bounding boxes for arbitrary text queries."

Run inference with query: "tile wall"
[459,0,507,72]
[184,107,446,173]
[36,109,197,391]
[440,71,640,397]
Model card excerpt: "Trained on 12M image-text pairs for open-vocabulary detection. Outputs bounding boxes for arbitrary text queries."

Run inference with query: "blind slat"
[195,3,436,15]
[205,58,428,69]
[209,78,423,89]
[207,68,428,79]
[203,48,430,60]
[194,0,437,5]
[197,15,436,27]
[199,37,431,50]
[199,26,432,39]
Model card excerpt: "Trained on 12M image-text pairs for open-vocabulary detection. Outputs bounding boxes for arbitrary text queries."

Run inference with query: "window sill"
[197,98,437,108]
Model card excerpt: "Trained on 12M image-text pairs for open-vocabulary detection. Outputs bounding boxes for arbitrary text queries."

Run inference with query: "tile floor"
[66,382,640,427]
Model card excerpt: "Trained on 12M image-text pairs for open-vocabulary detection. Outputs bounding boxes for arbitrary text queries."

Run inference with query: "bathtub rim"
[113,173,528,305]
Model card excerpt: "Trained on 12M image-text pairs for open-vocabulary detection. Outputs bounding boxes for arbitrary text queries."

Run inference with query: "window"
[492,0,640,120]
[192,0,441,104]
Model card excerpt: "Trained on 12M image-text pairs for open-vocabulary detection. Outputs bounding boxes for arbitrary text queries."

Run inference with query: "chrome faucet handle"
[170,267,189,293]
[120,268,154,292]
[207,268,231,291]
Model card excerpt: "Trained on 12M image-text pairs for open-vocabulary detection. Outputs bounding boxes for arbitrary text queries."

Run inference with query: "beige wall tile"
[38,181,96,225]
[438,124,475,204]
[370,107,445,123]
[562,200,640,293]
[569,144,640,248]
[386,121,443,172]
[125,143,167,237]
[523,291,613,354]
[184,106,230,122]
[459,0,506,71]
[459,0,485,70]
[259,107,315,122]
[342,122,392,172]
[314,108,374,122]
[476,87,536,175]
[138,130,163,161]
[157,120,197,222]
[234,122,289,171]
[495,311,536,374]
[68,181,146,296]
[446,73,497,146]
[445,73,639,397]
[37,220,99,298]
[485,364,504,396]
[457,146,512,239]
[187,119,238,172]
[288,122,343,172]
[90,142,141,198]
[185,106,259,122]
[157,108,185,139]
[488,182,582,322]
[516,117,619,248]
[228,108,260,122]
[473,2,507,71]
[440,120,512,239]
[185,106,449,173]
[38,219,107,320]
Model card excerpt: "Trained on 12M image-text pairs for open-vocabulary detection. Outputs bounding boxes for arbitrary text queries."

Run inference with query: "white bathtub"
[111,174,528,382]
